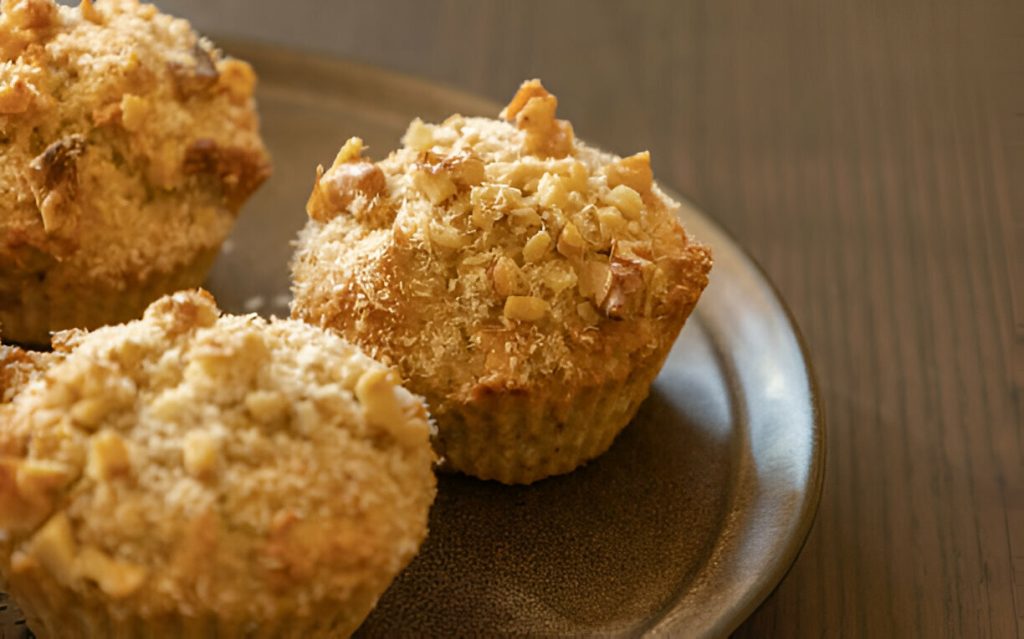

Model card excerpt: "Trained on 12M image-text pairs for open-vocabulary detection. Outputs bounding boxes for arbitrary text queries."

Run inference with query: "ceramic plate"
[0,41,824,639]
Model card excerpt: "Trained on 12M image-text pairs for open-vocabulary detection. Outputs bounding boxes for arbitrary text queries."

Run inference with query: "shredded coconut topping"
[292,79,712,421]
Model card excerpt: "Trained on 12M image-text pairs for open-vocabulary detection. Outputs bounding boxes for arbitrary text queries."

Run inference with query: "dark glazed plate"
[0,41,824,639]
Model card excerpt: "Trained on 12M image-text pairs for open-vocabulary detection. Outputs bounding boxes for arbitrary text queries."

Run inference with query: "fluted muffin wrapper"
[0,248,219,346]
[435,343,674,485]
[11,570,380,639]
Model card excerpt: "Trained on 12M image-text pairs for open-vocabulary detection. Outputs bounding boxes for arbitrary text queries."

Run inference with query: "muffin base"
[435,344,674,485]
[0,248,220,347]
[9,552,384,639]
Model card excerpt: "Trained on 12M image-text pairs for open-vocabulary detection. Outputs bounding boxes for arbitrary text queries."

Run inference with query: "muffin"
[0,290,436,638]
[291,79,712,484]
[0,0,271,345]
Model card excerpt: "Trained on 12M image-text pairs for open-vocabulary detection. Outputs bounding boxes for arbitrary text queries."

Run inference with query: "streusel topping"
[0,0,270,283]
[0,290,435,619]
[292,80,711,402]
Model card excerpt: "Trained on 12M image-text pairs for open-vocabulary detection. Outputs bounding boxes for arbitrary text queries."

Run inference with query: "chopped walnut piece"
[428,220,469,249]
[499,79,552,121]
[86,430,131,481]
[402,118,434,151]
[413,170,457,205]
[215,59,256,103]
[595,206,629,244]
[556,221,586,259]
[312,161,386,221]
[492,256,527,297]
[577,260,611,301]
[170,41,220,98]
[0,76,36,114]
[70,396,113,430]
[603,184,644,220]
[245,390,288,424]
[79,0,102,24]
[76,545,147,598]
[599,255,647,319]
[119,93,149,132]
[541,261,577,294]
[576,301,601,325]
[24,512,77,587]
[355,369,425,447]
[605,151,654,194]
[501,80,574,158]
[183,137,272,210]
[3,0,58,30]
[504,295,549,322]
[182,430,219,479]
[29,135,86,235]
[522,229,552,263]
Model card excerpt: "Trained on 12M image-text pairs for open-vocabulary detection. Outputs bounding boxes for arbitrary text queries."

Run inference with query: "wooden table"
[167,1,1023,635]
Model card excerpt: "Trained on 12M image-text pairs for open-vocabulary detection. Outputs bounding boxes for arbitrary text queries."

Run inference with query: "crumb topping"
[0,290,436,619]
[292,80,712,414]
[0,0,270,287]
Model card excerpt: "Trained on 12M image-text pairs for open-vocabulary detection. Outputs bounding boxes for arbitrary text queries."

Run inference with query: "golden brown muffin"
[0,0,271,345]
[0,290,436,638]
[291,79,712,485]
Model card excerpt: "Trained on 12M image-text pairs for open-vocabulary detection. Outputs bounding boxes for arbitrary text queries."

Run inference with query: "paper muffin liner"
[435,340,676,485]
[10,567,380,639]
[0,247,220,346]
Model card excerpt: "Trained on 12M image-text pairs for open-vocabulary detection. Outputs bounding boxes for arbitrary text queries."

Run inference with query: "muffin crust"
[0,0,270,342]
[292,80,711,483]
[0,290,436,635]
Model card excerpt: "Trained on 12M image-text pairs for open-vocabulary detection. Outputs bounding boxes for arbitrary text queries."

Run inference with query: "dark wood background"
[164,1,1023,636]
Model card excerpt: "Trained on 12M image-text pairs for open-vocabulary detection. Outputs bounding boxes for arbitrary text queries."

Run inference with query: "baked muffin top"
[0,0,270,283]
[0,290,436,619]
[293,80,711,406]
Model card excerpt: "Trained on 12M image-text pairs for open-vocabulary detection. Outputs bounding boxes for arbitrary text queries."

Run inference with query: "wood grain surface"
[162,1,1024,636]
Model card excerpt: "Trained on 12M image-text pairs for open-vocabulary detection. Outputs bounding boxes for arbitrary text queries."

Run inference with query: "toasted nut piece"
[577,260,611,300]
[603,184,644,220]
[356,369,403,428]
[403,118,435,151]
[522,230,552,263]
[215,59,256,103]
[557,221,586,259]
[182,431,219,479]
[451,155,485,187]
[600,256,647,318]
[576,301,602,325]
[15,458,71,495]
[500,79,553,120]
[413,170,457,204]
[493,256,527,297]
[538,172,570,209]
[80,0,103,23]
[315,161,386,217]
[0,77,35,115]
[26,512,77,586]
[595,206,629,242]
[245,390,288,424]
[76,546,147,599]
[508,207,542,228]
[119,94,148,132]
[429,221,470,249]
[541,261,578,294]
[5,0,58,29]
[605,151,653,194]
[86,431,131,481]
[355,369,427,447]
[504,296,549,321]
[70,397,113,430]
